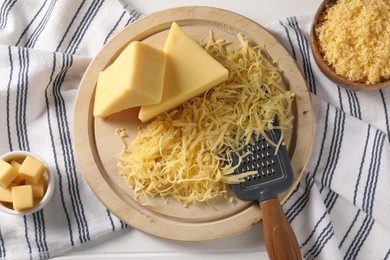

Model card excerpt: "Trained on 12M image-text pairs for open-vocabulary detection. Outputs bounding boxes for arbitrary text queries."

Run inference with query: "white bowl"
[0,151,55,215]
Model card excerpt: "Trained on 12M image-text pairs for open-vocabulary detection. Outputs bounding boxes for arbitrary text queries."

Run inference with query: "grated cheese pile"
[117,34,295,206]
[315,0,390,84]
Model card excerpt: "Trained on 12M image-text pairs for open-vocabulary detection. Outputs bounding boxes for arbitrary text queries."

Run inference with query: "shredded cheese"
[117,34,295,206]
[315,0,390,84]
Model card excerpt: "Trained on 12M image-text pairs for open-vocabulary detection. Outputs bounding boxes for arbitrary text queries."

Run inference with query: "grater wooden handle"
[260,198,302,260]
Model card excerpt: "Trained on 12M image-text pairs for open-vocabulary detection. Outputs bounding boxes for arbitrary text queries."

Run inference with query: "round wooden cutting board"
[72,6,314,242]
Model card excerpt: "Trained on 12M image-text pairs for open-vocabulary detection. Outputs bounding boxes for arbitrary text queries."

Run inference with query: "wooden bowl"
[310,0,390,91]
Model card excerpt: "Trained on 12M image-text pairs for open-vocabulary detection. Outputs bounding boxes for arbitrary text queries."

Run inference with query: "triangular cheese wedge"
[138,22,228,122]
[94,41,166,118]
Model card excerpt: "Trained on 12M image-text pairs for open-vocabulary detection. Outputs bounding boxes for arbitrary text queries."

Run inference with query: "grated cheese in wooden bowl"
[311,0,390,89]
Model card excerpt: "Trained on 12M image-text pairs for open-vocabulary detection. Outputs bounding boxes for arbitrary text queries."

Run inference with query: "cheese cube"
[10,160,24,185]
[12,185,34,211]
[26,177,46,198]
[19,156,45,184]
[138,22,228,122]
[0,185,13,203]
[0,159,18,188]
[93,41,166,118]
[10,160,21,170]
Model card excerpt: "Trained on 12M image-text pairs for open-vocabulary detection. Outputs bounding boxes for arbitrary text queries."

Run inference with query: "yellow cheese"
[10,160,21,170]
[138,22,229,122]
[119,34,294,206]
[26,177,46,198]
[94,41,166,118]
[19,156,45,184]
[12,185,34,211]
[315,0,390,84]
[0,185,13,203]
[10,160,24,185]
[0,159,18,188]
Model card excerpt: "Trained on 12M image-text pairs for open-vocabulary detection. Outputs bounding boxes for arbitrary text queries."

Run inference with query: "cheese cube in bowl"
[0,151,55,215]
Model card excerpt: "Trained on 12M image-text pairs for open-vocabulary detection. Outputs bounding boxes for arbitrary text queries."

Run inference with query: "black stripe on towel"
[0,228,5,258]
[53,52,90,244]
[25,0,58,48]
[344,214,374,260]
[121,221,129,229]
[320,109,345,191]
[15,0,48,46]
[282,181,302,210]
[286,16,317,94]
[14,45,33,258]
[125,9,141,26]
[6,46,14,151]
[286,103,331,222]
[345,89,361,119]
[278,20,297,60]
[15,46,49,259]
[286,174,315,222]
[353,125,371,205]
[64,0,105,55]
[324,190,338,213]
[45,53,75,246]
[104,9,127,44]
[33,211,49,259]
[301,211,327,248]
[304,222,334,259]
[337,86,344,112]
[385,248,390,260]
[380,90,390,144]
[15,48,30,151]
[32,214,42,260]
[300,191,338,252]
[23,215,33,258]
[106,210,116,231]
[55,0,86,52]
[362,130,385,215]
[0,0,17,29]
[339,210,361,249]
[39,210,49,259]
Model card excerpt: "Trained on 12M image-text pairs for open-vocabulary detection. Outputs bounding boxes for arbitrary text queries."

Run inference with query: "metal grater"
[230,125,294,202]
[230,123,302,260]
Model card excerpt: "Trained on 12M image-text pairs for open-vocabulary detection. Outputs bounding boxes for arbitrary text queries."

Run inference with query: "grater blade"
[230,124,302,260]
[230,126,294,202]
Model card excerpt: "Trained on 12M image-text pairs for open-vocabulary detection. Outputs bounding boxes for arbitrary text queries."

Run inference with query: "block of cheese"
[0,185,13,203]
[138,22,229,122]
[19,156,45,184]
[26,177,46,198]
[0,159,18,188]
[93,41,166,118]
[12,185,34,211]
[10,160,24,185]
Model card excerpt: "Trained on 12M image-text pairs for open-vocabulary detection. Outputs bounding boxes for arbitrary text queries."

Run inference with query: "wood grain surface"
[72,6,314,241]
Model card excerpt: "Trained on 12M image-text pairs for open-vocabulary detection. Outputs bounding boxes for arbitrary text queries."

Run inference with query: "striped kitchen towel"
[0,1,141,259]
[267,16,390,259]
[0,1,389,260]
